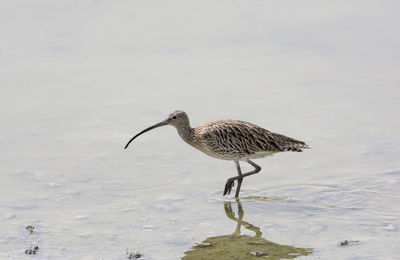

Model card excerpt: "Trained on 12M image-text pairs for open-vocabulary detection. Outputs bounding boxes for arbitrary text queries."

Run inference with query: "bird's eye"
[172,116,177,120]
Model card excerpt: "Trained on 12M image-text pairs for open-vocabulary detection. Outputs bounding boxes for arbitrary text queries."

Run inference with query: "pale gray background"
[1,1,399,259]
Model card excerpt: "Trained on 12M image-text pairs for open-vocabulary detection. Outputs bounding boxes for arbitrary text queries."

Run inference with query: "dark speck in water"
[25,246,39,255]
[338,240,359,247]
[25,225,35,234]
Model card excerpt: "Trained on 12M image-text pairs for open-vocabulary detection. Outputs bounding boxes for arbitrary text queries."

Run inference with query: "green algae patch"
[241,196,294,202]
[183,234,312,259]
[183,200,312,259]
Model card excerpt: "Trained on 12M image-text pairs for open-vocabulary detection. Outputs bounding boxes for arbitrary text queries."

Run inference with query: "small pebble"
[250,251,265,256]
[126,248,142,259]
[196,242,212,247]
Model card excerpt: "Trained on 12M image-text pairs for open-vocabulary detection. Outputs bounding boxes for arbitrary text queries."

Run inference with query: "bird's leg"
[223,161,241,196]
[224,177,235,196]
[235,161,243,198]
[223,158,261,197]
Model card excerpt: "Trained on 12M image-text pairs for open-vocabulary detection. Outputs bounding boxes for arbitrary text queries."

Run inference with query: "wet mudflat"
[1,1,399,259]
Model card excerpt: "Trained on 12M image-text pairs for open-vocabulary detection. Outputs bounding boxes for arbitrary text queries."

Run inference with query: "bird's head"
[166,110,190,129]
[124,110,190,149]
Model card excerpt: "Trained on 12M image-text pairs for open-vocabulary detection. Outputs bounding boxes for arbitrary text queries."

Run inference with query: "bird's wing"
[197,120,283,155]
[197,120,309,154]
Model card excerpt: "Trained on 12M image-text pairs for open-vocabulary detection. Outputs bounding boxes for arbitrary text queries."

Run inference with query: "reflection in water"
[183,200,312,259]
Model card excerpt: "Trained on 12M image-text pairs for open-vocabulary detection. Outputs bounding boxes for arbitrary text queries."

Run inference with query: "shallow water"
[1,1,400,259]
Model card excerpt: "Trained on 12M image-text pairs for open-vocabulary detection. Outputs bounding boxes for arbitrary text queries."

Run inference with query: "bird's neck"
[177,125,194,144]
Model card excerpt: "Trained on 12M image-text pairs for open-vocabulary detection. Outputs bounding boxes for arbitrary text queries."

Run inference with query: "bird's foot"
[223,178,235,196]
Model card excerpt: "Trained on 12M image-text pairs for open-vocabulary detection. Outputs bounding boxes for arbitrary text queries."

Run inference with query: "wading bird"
[125,110,310,197]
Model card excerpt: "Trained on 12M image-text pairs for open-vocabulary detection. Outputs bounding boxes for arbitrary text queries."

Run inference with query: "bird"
[124,110,310,198]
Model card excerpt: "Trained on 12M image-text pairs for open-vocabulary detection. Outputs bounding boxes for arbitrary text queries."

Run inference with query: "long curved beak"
[124,119,169,149]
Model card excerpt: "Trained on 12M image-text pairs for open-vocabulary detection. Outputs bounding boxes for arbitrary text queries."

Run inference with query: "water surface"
[0,1,399,259]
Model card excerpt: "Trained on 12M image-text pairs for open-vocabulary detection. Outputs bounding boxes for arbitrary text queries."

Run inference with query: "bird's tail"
[282,142,311,152]
[271,132,311,152]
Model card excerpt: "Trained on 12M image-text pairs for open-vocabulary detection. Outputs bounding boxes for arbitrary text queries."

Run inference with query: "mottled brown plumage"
[189,120,309,161]
[125,110,310,197]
